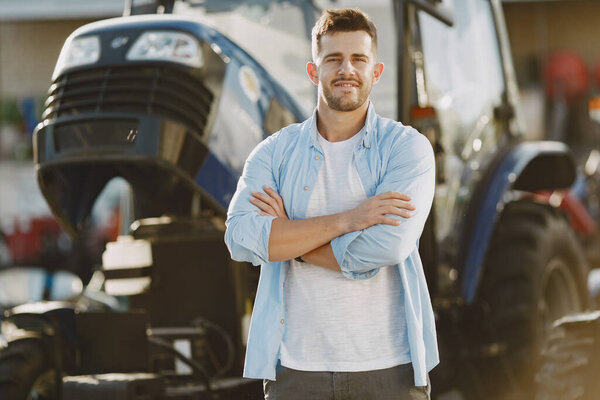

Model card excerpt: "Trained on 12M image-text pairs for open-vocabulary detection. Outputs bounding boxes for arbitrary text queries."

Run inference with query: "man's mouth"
[332,79,360,88]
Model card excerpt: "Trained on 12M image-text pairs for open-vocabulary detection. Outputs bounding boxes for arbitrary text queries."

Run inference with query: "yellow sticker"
[239,65,261,103]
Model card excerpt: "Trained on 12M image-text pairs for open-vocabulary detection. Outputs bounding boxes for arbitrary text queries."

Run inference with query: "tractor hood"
[34,15,304,236]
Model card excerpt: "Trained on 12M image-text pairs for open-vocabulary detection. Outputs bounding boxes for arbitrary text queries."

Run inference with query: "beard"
[321,77,372,112]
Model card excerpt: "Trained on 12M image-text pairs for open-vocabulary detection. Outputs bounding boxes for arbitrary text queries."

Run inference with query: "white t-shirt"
[280,128,410,372]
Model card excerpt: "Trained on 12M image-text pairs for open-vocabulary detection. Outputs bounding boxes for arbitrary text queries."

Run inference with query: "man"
[225,8,438,399]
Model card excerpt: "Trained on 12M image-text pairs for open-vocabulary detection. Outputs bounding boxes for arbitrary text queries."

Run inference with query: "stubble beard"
[321,78,372,112]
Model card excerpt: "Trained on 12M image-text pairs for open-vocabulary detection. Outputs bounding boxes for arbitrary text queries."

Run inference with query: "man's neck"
[316,100,369,142]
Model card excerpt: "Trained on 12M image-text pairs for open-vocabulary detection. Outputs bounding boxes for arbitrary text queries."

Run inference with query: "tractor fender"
[459,141,576,304]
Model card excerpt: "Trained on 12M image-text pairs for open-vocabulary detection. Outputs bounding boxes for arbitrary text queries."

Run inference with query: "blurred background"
[0,1,599,399]
[0,0,125,287]
[1,0,599,301]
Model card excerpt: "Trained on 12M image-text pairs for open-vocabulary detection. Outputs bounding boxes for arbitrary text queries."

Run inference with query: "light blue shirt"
[224,103,439,386]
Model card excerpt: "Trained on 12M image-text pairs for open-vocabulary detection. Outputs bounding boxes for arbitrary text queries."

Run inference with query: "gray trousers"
[263,363,430,400]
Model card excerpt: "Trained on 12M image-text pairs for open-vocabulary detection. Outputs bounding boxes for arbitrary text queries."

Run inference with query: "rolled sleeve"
[226,213,276,265]
[331,132,435,277]
[225,135,279,266]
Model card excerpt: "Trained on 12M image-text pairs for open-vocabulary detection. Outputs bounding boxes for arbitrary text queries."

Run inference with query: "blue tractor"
[0,1,594,399]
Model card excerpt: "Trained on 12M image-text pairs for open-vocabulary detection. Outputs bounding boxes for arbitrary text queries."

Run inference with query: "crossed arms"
[250,186,414,271]
[224,131,435,279]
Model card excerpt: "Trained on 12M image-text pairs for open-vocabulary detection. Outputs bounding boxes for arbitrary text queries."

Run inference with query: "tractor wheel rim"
[538,257,582,339]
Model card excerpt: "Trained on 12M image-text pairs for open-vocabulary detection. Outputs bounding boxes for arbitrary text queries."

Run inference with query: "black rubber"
[536,313,600,400]
[0,338,55,400]
[462,200,589,400]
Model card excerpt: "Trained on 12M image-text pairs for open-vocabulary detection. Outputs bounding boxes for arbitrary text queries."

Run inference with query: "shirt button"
[365,273,372,278]
[315,155,320,160]
[280,319,285,325]
[304,186,309,191]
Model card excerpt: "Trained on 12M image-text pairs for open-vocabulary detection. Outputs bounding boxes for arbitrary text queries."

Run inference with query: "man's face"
[309,31,383,112]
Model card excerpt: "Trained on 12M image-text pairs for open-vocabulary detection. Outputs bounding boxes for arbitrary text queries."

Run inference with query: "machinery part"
[464,201,588,400]
[149,336,213,393]
[535,311,600,400]
[34,15,304,237]
[75,311,149,375]
[0,338,56,400]
[6,306,149,376]
[459,141,576,304]
[191,317,236,379]
[62,373,164,400]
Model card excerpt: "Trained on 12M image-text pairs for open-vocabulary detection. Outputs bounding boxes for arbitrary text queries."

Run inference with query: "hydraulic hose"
[148,336,213,393]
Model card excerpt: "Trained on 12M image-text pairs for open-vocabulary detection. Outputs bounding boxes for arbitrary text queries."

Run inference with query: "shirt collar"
[308,101,376,149]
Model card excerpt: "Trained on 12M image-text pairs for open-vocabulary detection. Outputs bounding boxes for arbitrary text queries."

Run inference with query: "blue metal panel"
[461,141,574,304]
[61,15,306,122]
[194,153,240,210]
[63,15,307,212]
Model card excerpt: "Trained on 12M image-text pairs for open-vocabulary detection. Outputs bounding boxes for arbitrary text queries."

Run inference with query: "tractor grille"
[53,119,138,152]
[43,65,213,135]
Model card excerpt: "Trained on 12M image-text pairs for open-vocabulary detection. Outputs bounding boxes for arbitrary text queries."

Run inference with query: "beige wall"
[0,19,94,99]
[504,1,600,83]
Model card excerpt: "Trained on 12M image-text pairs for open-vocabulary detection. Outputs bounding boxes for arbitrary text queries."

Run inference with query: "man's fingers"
[380,199,416,211]
[376,191,412,201]
[249,196,268,211]
[264,186,282,200]
[252,191,278,209]
[253,190,284,213]
[264,186,285,209]
[398,200,415,210]
[381,206,412,218]
[379,216,401,226]
[250,196,277,215]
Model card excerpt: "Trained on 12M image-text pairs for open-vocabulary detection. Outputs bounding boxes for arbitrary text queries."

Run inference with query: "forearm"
[301,243,340,271]
[253,185,416,264]
[268,214,349,262]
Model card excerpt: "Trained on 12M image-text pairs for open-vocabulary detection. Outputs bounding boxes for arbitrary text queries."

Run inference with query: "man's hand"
[250,187,414,230]
[250,186,289,219]
[341,191,415,231]
[249,187,415,263]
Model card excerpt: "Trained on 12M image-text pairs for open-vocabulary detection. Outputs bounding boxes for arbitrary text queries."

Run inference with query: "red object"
[544,51,589,101]
[410,105,437,120]
[5,217,62,264]
[530,190,597,236]
[561,191,597,235]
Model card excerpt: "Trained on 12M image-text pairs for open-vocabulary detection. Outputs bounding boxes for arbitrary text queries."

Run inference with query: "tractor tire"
[464,201,589,400]
[0,338,56,400]
[535,312,600,400]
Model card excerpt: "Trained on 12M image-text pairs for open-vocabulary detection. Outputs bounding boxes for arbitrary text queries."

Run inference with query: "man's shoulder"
[272,119,308,140]
[250,119,309,159]
[373,114,429,149]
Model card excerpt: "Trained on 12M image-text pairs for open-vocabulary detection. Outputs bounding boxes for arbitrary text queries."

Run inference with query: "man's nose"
[338,58,355,75]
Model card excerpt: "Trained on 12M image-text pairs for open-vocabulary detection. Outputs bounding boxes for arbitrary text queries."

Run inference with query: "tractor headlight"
[126,31,203,67]
[54,35,101,77]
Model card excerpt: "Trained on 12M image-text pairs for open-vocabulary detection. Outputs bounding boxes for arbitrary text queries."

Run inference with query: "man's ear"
[306,62,319,86]
[373,63,384,84]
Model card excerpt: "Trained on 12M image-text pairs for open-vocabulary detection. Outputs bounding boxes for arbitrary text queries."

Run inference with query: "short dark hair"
[311,8,378,61]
